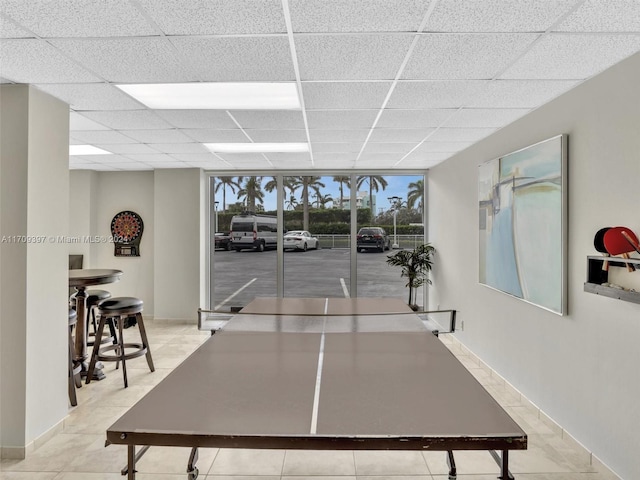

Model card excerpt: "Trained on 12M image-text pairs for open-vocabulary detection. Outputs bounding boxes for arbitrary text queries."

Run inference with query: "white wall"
[428,52,640,478]
[69,168,205,321]
[153,169,205,321]
[71,170,156,314]
[1,85,69,454]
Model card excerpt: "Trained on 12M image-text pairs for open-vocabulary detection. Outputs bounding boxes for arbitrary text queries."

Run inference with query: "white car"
[283,230,319,251]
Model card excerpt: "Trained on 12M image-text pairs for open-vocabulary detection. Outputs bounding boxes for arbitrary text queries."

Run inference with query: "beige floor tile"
[204,476,280,480]
[354,450,429,475]
[208,448,286,475]
[282,450,355,475]
[132,446,217,475]
[63,436,129,473]
[0,473,59,479]
[423,450,501,476]
[357,476,431,480]
[51,473,122,480]
[63,406,129,434]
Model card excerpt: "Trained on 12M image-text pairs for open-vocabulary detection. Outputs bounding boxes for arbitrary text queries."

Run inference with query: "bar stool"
[68,308,82,406]
[86,297,154,388]
[69,289,116,346]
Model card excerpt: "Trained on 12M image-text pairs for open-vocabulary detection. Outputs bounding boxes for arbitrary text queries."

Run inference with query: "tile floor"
[0,321,621,480]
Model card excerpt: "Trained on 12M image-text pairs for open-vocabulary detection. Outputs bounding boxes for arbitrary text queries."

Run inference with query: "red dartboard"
[111,211,143,256]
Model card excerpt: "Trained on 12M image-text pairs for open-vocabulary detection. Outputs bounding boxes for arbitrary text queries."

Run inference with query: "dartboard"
[111,211,143,244]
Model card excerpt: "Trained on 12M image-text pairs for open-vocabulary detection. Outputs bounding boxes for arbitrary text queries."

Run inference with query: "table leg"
[74,287,105,381]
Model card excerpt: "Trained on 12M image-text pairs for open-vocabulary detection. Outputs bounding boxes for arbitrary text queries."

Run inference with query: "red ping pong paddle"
[603,226,637,272]
[593,227,610,271]
[621,229,640,254]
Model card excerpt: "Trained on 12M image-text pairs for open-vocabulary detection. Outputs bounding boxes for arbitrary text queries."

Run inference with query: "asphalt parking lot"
[211,246,424,310]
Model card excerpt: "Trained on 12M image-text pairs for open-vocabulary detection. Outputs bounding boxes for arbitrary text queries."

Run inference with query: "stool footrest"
[97,343,148,362]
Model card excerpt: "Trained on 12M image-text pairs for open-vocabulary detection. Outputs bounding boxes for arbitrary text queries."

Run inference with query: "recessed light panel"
[116,82,301,110]
[69,145,112,155]
[204,143,309,153]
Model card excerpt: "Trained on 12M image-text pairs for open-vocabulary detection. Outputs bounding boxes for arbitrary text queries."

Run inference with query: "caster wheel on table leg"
[187,467,198,480]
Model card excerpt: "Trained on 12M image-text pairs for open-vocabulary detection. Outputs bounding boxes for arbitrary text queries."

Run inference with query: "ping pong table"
[107,297,527,479]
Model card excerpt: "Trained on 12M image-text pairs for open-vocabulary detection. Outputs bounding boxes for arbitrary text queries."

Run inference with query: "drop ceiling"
[1,0,640,172]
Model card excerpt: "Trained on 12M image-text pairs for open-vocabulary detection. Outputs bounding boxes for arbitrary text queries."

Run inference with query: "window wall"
[209,173,426,309]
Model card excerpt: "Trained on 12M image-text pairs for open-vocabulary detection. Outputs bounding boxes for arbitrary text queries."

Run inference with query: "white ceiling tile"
[0,39,101,83]
[231,110,305,129]
[245,129,308,142]
[377,109,456,128]
[106,163,154,171]
[124,154,178,163]
[295,34,413,80]
[183,129,248,143]
[395,150,452,165]
[313,153,358,164]
[306,110,378,129]
[314,158,357,169]
[217,154,274,168]
[414,141,473,152]
[136,0,286,35]
[0,16,34,38]
[170,37,294,81]
[443,108,530,128]
[309,129,370,142]
[467,80,580,108]
[303,82,392,109]
[148,143,209,154]
[81,110,172,130]
[403,34,539,80]
[155,110,238,130]
[72,154,132,163]
[427,127,497,142]
[500,34,640,80]
[266,153,313,169]
[289,0,432,33]
[185,161,232,169]
[52,38,197,83]
[70,130,137,144]
[35,83,143,110]
[143,162,192,169]
[555,0,640,32]
[362,143,418,154]
[311,143,363,153]
[369,128,434,142]
[95,144,159,155]
[2,0,157,37]
[121,129,195,143]
[70,112,110,131]
[171,153,223,163]
[74,163,118,171]
[426,0,579,32]
[388,81,485,108]
[358,153,405,164]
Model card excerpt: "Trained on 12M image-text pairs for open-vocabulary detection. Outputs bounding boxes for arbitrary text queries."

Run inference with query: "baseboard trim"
[0,416,66,460]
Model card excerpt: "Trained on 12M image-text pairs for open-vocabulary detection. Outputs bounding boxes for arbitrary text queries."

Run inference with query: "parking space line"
[215,278,257,310]
[340,278,350,298]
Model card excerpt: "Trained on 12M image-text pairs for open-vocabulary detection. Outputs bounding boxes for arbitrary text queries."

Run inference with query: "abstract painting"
[479,135,567,315]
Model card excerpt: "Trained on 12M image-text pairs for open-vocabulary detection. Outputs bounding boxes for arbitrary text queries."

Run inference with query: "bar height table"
[69,269,123,380]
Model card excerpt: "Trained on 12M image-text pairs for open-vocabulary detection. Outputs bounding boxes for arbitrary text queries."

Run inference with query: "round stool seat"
[69,289,112,306]
[97,297,143,316]
[68,308,77,325]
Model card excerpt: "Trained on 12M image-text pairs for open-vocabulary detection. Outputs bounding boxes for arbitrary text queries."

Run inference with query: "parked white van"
[229,213,278,252]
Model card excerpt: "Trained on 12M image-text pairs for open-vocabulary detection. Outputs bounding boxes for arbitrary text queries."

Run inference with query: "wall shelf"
[584,255,640,304]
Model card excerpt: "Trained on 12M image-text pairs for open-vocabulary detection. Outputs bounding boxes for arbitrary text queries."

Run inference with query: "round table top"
[69,268,123,288]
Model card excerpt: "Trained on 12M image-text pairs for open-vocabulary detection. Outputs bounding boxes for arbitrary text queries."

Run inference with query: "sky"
[218,175,423,213]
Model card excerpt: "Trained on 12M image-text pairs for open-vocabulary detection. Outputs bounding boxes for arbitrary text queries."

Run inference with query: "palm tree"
[332,176,350,208]
[386,243,435,308]
[407,178,424,212]
[313,192,333,209]
[285,195,298,211]
[291,176,325,231]
[264,177,298,209]
[357,175,388,222]
[237,176,264,212]
[214,176,243,212]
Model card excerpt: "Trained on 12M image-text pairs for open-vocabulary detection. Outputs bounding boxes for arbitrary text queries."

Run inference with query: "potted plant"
[386,243,435,310]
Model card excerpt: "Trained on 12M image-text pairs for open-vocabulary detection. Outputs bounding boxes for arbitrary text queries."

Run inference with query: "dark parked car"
[214,232,232,250]
[357,227,391,252]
